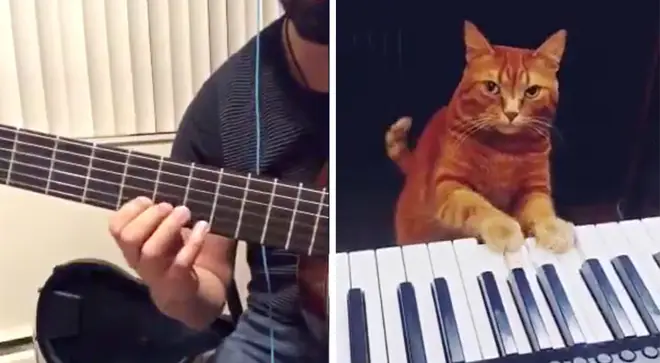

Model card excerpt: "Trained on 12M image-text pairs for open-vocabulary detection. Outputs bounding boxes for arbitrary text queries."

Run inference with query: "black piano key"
[536,264,586,346]
[580,258,636,339]
[478,271,518,356]
[508,268,552,352]
[432,278,465,363]
[654,252,660,269]
[347,288,370,363]
[398,282,428,363]
[612,255,660,334]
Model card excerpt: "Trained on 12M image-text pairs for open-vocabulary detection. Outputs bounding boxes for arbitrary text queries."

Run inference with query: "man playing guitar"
[107,1,329,361]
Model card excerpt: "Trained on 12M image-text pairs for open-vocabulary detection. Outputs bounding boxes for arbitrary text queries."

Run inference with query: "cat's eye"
[524,85,541,98]
[483,81,500,95]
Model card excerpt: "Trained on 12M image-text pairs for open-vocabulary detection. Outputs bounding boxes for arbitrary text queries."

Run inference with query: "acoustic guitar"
[0,124,329,321]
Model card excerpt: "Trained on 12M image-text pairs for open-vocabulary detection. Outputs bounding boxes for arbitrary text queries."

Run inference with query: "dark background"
[336,2,660,252]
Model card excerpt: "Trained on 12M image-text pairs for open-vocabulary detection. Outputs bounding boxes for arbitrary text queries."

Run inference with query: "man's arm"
[154,75,238,330]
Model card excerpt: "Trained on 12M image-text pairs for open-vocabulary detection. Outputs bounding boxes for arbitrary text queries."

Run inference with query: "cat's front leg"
[515,192,575,252]
[436,181,525,252]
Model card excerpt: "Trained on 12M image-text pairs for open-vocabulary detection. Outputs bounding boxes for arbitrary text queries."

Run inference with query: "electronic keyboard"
[336,218,660,363]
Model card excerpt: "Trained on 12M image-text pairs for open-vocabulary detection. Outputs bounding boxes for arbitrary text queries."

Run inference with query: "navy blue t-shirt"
[169,17,328,320]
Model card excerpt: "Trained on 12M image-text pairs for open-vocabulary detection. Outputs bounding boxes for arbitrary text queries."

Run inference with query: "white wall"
[0,135,250,363]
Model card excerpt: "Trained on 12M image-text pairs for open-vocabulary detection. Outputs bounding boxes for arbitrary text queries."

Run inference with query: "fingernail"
[136,196,151,204]
[173,206,190,222]
[193,220,209,235]
[158,202,173,212]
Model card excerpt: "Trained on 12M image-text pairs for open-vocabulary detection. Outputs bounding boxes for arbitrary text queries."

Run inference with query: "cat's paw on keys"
[479,215,525,252]
[531,217,575,253]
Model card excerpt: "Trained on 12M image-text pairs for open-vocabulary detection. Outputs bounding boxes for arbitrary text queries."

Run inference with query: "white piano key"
[428,241,483,362]
[453,239,500,360]
[401,244,447,362]
[620,219,660,257]
[554,244,614,343]
[375,246,408,363]
[348,250,389,363]
[576,225,649,336]
[641,217,660,253]
[475,244,532,354]
[604,222,660,308]
[505,248,565,349]
[527,238,611,343]
[336,252,351,363]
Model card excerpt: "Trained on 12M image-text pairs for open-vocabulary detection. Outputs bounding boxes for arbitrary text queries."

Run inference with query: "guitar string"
[0,144,328,213]
[253,1,276,360]
[0,125,328,197]
[0,163,328,236]
[2,174,329,251]
[0,137,328,206]
[3,172,327,242]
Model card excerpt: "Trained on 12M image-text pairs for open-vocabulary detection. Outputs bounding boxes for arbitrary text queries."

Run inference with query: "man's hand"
[108,196,209,307]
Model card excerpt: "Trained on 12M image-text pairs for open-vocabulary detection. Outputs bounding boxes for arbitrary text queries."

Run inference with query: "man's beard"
[279,0,329,45]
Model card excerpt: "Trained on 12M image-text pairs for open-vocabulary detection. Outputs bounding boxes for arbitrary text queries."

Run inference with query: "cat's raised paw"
[531,217,575,253]
[479,215,525,252]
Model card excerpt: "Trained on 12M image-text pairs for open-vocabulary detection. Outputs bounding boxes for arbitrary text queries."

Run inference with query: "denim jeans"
[210,307,328,363]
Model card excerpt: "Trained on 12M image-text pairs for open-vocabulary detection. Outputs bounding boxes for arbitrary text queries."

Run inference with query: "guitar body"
[35,260,226,363]
[297,163,329,321]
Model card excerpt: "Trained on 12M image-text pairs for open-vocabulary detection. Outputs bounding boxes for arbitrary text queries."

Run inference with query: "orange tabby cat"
[385,21,574,253]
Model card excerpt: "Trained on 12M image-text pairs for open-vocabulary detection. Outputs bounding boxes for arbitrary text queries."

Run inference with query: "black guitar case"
[34,259,229,363]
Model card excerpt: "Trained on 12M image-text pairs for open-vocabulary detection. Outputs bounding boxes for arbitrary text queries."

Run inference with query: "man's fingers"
[108,196,152,239]
[139,206,191,272]
[171,220,209,273]
[117,202,174,266]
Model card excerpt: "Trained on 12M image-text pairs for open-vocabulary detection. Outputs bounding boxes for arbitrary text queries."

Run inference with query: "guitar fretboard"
[0,125,328,256]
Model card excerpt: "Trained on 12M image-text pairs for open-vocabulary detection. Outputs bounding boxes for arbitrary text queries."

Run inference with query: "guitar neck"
[0,125,328,256]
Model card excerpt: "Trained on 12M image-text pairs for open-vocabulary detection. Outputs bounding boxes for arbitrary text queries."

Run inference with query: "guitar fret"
[116,150,132,209]
[152,156,164,200]
[187,165,220,231]
[294,185,327,254]
[10,129,53,194]
[45,136,60,194]
[234,173,252,239]
[285,183,304,251]
[260,178,278,245]
[308,187,327,256]
[183,162,194,205]
[86,146,127,210]
[263,180,297,249]
[208,168,224,224]
[122,151,159,203]
[5,128,20,185]
[49,136,93,203]
[211,172,247,239]
[190,168,246,240]
[81,143,96,203]
[0,127,15,185]
[234,174,271,244]
[157,160,191,207]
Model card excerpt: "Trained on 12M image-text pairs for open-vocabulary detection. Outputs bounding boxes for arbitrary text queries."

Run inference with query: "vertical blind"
[0,0,282,138]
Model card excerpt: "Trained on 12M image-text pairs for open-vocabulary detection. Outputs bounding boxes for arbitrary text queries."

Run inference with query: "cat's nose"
[504,111,519,122]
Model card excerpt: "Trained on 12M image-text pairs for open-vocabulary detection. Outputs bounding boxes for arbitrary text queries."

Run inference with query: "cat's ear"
[534,29,567,66]
[464,20,494,62]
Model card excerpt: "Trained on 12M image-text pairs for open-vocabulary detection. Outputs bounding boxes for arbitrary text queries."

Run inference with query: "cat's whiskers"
[449,119,490,157]
[531,118,566,144]
[526,118,559,142]
[527,124,551,141]
[527,118,552,126]
[453,119,488,143]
